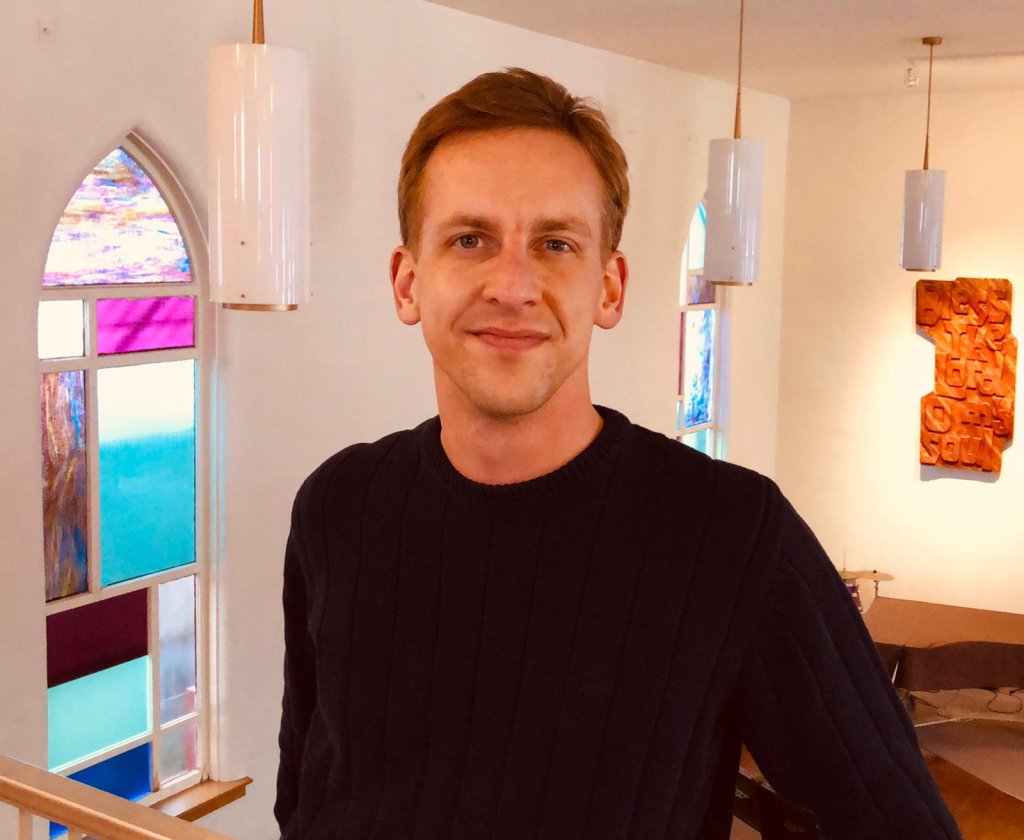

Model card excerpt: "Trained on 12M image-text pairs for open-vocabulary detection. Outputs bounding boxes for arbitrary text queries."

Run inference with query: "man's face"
[390,128,627,421]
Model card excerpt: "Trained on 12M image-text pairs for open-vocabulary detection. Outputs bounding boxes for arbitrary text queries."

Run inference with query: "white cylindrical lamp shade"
[208,44,310,310]
[901,169,945,272]
[704,138,764,286]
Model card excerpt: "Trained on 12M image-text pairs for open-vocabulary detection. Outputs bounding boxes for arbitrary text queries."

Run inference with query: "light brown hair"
[398,67,629,254]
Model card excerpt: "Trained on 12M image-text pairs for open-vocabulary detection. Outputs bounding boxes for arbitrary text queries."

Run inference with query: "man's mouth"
[469,327,548,351]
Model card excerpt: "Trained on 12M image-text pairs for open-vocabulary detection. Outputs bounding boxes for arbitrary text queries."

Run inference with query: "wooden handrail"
[0,755,233,839]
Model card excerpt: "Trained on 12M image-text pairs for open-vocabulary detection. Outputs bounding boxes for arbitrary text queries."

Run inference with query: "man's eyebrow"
[436,214,499,233]
[534,217,593,238]
[434,214,594,239]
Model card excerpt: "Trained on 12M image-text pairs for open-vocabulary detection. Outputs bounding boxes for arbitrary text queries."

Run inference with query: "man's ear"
[390,246,421,325]
[595,250,628,330]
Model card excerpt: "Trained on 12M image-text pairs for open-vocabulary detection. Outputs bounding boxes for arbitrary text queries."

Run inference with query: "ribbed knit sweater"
[275,407,960,840]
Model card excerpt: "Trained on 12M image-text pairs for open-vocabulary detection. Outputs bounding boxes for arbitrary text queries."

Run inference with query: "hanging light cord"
[252,0,265,44]
[922,36,942,169]
[734,0,744,139]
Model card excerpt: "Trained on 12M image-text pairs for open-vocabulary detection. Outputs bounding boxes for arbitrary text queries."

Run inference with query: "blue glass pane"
[50,743,152,837]
[98,360,195,585]
[682,309,716,427]
[48,656,152,770]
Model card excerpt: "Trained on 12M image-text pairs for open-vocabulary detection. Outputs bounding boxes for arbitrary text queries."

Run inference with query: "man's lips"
[469,327,548,350]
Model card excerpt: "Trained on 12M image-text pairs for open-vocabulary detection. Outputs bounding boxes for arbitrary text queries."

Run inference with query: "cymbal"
[840,569,894,582]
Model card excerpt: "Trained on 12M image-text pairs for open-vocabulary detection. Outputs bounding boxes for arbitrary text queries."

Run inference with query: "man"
[276,68,960,839]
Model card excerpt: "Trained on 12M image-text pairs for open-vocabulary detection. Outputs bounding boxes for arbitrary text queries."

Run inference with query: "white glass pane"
[687,202,706,271]
[38,300,85,360]
[159,722,198,785]
[159,576,197,724]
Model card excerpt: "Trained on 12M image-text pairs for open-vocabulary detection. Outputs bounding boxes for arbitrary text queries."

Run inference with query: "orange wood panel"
[917,278,1017,473]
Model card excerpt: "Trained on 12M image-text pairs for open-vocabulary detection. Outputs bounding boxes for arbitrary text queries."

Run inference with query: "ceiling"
[426,0,1024,100]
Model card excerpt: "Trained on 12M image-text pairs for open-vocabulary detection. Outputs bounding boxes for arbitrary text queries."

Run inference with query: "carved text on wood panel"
[917,278,1017,473]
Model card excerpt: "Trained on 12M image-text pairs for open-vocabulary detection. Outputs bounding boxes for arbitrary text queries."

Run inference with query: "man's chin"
[456,383,556,422]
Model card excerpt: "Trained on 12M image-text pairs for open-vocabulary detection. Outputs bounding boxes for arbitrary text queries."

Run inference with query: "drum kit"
[840,568,893,612]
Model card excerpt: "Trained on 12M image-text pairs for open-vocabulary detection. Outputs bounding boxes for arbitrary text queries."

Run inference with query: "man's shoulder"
[624,417,777,499]
[294,418,434,508]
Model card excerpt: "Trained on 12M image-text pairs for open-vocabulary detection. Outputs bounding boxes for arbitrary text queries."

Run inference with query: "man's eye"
[545,239,572,253]
[456,234,481,249]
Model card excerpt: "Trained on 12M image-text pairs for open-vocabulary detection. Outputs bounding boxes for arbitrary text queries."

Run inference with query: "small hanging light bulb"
[904,64,919,87]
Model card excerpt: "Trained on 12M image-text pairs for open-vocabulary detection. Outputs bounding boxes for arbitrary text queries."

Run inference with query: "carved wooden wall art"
[917,278,1017,473]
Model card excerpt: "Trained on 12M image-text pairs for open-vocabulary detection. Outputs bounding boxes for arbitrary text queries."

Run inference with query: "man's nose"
[481,244,541,307]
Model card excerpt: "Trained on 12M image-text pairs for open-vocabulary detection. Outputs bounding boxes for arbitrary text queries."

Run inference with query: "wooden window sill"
[152,777,253,823]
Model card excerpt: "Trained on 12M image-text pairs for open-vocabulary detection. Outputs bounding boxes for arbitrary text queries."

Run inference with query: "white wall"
[779,90,1024,614]
[0,1,788,836]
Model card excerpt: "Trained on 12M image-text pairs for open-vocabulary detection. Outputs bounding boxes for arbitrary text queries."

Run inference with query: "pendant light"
[705,0,764,286]
[901,36,944,272]
[208,0,311,310]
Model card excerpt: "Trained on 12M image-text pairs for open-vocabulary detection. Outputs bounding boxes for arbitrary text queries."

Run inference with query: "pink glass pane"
[43,148,191,287]
[97,297,195,355]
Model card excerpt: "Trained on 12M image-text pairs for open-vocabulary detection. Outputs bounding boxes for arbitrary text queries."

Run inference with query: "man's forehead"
[419,129,603,219]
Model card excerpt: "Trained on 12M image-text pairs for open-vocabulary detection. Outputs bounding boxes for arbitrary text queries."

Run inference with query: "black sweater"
[276,407,960,840]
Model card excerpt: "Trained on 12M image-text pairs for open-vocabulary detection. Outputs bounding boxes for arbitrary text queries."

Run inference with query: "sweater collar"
[420,405,632,503]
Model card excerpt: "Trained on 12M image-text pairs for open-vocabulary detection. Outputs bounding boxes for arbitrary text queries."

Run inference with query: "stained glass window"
[98,360,196,585]
[96,296,195,355]
[50,744,153,838]
[39,137,205,809]
[38,301,85,360]
[46,589,147,687]
[48,656,152,770]
[159,722,199,785]
[159,576,197,724]
[676,200,722,458]
[43,148,190,287]
[682,309,716,427]
[41,371,89,601]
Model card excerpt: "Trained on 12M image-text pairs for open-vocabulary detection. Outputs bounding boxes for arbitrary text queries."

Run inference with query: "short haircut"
[398,67,630,254]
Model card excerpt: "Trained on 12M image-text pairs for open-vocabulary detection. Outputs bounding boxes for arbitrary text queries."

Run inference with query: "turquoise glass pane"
[682,308,716,428]
[98,360,195,586]
[682,428,714,457]
[41,371,89,601]
[50,743,152,837]
[159,576,197,724]
[48,656,152,770]
[43,148,191,287]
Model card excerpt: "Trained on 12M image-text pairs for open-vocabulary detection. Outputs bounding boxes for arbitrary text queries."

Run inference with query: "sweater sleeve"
[736,495,962,839]
[274,479,320,834]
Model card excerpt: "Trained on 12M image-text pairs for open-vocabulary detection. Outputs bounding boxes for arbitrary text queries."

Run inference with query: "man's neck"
[436,383,604,486]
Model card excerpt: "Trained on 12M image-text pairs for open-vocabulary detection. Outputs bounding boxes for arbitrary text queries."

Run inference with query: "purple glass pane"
[97,297,195,355]
[41,371,89,601]
[42,148,191,287]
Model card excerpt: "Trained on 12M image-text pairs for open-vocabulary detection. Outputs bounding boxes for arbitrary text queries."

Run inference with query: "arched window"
[675,200,723,457]
[38,134,209,827]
